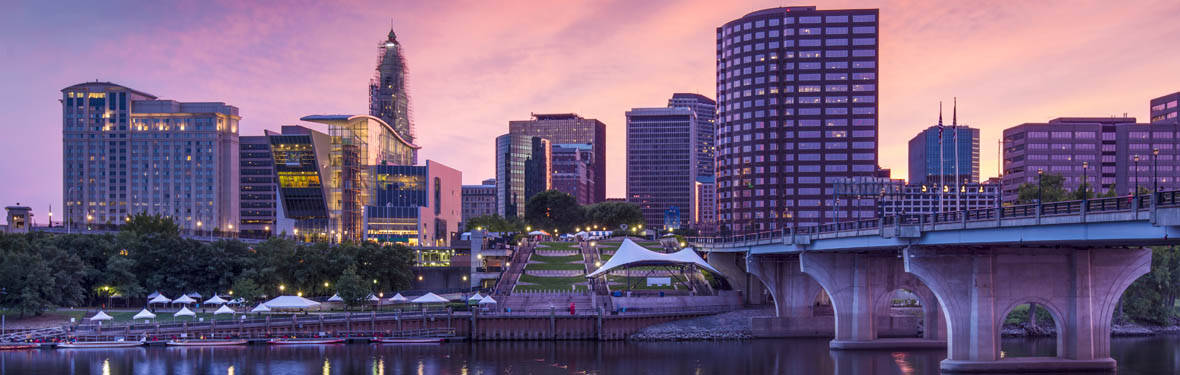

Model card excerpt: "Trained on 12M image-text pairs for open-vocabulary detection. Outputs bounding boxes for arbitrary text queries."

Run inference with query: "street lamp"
[1153,148,1160,192]
[1134,155,1141,196]
[1082,161,1089,200]
[1037,169,1044,204]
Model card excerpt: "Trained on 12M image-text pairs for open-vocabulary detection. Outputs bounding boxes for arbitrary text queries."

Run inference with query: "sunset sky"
[2,0,1179,224]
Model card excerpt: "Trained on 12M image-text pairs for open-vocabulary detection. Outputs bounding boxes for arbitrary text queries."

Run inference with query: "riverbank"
[629,308,772,340]
[1000,321,1180,337]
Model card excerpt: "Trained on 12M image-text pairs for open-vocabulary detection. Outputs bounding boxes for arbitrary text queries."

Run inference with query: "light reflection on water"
[0,336,1176,374]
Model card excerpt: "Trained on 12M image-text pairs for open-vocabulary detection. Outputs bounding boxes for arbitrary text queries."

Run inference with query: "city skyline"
[4,0,1180,224]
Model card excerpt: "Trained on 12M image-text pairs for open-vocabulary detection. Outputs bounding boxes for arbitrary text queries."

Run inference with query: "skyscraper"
[239,135,279,238]
[668,93,718,177]
[551,144,594,205]
[508,114,607,202]
[716,7,880,232]
[370,27,418,163]
[495,134,551,217]
[908,124,980,186]
[61,82,240,233]
[626,106,698,230]
[1150,92,1179,124]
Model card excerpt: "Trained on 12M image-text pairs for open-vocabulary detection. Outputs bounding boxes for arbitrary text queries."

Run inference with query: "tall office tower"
[369,27,418,163]
[1150,92,1180,124]
[364,160,461,247]
[61,82,240,233]
[551,144,594,205]
[239,136,279,238]
[508,114,606,202]
[495,134,551,217]
[693,176,718,232]
[668,93,718,177]
[716,7,880,232]
[626,107,698,230]
[461,181,497,229]
[908,125,980,185]
[1001,117,1180,202]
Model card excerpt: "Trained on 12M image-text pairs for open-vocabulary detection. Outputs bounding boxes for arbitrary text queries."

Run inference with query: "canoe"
[266,338,345,345]
[58,339,144,349]
[0,343,39,350]
[371,337,444,344]
[166,339,248,346]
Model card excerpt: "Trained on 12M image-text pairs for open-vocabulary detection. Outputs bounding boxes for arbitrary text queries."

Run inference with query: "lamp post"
[197,221,203,239]
[1082,161,1089,200]
[1037,169,1044,204]
[1134,155,1140,196]
[264,225,270,239]
[1153,148,1160,192]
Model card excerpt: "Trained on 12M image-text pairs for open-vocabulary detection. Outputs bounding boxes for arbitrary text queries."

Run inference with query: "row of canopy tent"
[325,292,460,304]
[91,305,239,322]
[92,292,500,322]
[147,293,239,306]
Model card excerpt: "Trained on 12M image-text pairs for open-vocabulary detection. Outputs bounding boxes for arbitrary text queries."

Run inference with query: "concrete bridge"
[692,191,1180,373]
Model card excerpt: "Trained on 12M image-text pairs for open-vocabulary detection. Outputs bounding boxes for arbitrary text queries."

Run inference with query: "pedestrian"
[569,302,575,315]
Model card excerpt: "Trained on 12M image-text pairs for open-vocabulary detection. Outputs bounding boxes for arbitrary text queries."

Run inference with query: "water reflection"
[0,336,1174,374]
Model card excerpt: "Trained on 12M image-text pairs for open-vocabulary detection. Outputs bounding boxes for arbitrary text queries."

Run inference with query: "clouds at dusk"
[2,0,1179,222]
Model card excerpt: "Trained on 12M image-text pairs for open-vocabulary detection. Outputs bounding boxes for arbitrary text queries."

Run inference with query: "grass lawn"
[514,284,589,292]
[530,254,583,263]
[537,242,579,250]
[518,274,586,289]
[525,262,586,271]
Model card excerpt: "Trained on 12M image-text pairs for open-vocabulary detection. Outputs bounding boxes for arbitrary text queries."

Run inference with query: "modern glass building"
[908,125,980,186]
[668,93,718,178]
[61,82,239,232]
[268,125,332,239]
[495,134,551,217]
[369,27,417,158]
[508,114,607,202]
[364,160,461,246]
[715,7,880,232]
[626,106,698,230]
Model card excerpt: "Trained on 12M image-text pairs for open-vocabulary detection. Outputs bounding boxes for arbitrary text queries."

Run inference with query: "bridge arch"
[997,298,1066,358]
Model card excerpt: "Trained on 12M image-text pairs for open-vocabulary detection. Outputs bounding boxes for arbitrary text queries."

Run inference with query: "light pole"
[1037,169,1044,204]
[197,221,203,239]
[1134,155,1140,196]
[1153,148,1160,192]
[1082,161,1089,200]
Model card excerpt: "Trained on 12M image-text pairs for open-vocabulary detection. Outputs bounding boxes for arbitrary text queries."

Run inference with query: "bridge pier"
[707,252,766,305]
[746,254,833,337]
[904,246,1150,373]
[799,251,946,350]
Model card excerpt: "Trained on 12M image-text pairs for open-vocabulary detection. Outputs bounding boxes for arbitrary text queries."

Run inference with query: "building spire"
[952,97,957,126]
[938,101,943,126]
[386,19,398,43]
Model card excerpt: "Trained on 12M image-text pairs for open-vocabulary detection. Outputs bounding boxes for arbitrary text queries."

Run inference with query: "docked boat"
[57,338,145,349]
[266,338,345,345]
[166,339,248,346]
[371,337,444,344]
[0,343,39,350]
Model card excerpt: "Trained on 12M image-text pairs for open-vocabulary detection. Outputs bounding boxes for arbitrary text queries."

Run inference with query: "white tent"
[172,295,197,304]
[146,291,162,299]
[367,294,381,302]
[174,306,196,318]
[586,238,721,278]
[527,230,550,236]
[261,295,321,309]
[327,293,344,302]
[467,293,483,302]
[478,295,497,305]
[148,294,172,304]
[213,305,235,315]
[250,303,271,313]
[387,293,408,303]
[204,295,228,305]
[228,298,245,305]
[89,311,113,321]
[411,292,449,304]
[132,308,156,320]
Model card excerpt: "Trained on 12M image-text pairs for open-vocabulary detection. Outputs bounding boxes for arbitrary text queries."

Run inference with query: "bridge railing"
[689,190,1180,248]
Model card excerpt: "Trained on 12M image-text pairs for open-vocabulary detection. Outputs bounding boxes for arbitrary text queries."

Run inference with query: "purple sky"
[2,0,1179,224]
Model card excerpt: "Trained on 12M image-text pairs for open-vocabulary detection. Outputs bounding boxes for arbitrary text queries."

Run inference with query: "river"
[1,336,1176,374]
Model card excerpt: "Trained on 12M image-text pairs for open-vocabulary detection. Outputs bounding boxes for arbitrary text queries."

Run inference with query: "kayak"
[267,338,345,345]
[166,339,248,346]
[371,337,444,344]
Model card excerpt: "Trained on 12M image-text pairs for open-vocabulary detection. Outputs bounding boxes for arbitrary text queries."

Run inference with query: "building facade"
[61,82,240,232]
[1151,92,1179,124]
[1001,117,1180,202]
[551,143,594,205]
[716,7,880,232]
[693,177,717,232]
[668,93,718,177]
[908,125,980,186]
[878,181,1001,216]
[495,134,551,217]
[364,160,461,247]
[268,125,333,240]
[626,107,698,230]
[239,135,279,238]
[369,28,417,160]
[508,114,606,202]
[461,182,496,230]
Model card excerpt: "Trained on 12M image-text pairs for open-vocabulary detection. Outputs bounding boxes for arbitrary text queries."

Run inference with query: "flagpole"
[953,97,960,211]
[938,101,944,213]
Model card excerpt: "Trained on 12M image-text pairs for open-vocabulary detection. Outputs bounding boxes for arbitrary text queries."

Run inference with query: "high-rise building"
[495,134,551,217]
[693,176,717,232]
[1001,117,1180,202]
[508,114,606,202]
[239,136,279,238]
[716,7,880,232]
[669,93,718,177]
[908,124,980,186]
[626,106,698,230]
[551,144,594,205]
[369,27,418,163]
[364,160,461,247]
[1150,92,1179,124]
[461,181,497,229]
[61,82,240,232]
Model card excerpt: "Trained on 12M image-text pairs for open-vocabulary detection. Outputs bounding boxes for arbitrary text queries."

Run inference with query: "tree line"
[465,190,645,234]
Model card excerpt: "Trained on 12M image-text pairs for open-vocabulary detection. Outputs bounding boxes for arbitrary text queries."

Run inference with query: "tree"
[524,190,585,233]
[230,278,263,305]
[121,213,180,237]
[335,266,369,309]
[584,201,644,230]
[1015,173,1070,204]
[465,215,523,232]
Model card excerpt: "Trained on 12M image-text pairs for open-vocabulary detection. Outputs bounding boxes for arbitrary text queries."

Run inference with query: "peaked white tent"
[527,230,550,236]
[261,295,321,309]
[586,238,721,277]
[327,293,344,302]
[367,294,381,302]
[204,295,228,305]
[478,295,497,305]
[172,295,197,305]
[148,294,172,304]
[132,309,156,320]
[213,305,235,315]
[250,303,271,313]
[89,311,113,321]
[174,306,196,318]
[387,293,408,303]
[411,292,449,304]
[467,293,483,302]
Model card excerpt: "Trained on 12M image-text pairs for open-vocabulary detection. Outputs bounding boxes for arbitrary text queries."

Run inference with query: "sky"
[2,0,1179,224]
